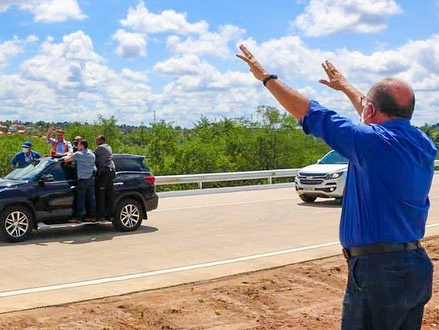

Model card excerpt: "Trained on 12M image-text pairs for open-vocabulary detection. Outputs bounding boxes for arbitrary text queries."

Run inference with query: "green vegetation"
[2,107,438,180]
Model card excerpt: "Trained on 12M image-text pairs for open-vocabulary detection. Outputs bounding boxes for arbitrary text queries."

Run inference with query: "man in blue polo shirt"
[237,44,436,329]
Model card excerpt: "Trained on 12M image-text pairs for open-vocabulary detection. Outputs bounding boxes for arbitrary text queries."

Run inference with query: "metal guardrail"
[156,160,439,189]
[156,169,299,189]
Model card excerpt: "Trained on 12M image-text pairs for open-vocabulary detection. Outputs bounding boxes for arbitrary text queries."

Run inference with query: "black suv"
[0,154,158,243]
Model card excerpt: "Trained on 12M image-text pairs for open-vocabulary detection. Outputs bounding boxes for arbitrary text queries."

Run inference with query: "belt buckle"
[342,248,350,259]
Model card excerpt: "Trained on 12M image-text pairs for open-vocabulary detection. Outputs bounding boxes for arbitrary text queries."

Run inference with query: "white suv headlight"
[326,172,343,179]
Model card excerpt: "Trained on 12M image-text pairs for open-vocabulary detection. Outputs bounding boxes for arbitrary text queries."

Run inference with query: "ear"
[370,103,377,117]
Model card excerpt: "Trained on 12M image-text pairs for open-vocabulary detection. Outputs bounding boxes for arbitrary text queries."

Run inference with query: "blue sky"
[0,0,438,127]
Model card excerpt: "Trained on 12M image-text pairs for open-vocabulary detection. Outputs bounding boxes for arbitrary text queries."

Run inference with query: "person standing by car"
[237,44,436,329]
[10,141,41,170]
[46,126,73,156]
[94,135,116,221]
[72,135,82,152]
[64,140,96,223]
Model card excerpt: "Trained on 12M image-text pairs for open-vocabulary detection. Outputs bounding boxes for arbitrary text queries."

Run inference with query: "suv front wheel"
[113,198,143,231]
[0,205,33,242]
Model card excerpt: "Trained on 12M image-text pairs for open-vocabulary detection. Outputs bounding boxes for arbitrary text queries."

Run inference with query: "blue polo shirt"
[300,101,437,248]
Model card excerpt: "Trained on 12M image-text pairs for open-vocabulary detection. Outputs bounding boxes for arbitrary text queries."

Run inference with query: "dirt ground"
[0,237,438,330]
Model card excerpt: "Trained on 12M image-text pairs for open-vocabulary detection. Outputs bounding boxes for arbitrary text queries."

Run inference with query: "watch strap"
[263,74,278,86]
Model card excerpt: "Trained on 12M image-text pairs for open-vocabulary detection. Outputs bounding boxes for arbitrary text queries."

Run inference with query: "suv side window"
[45,162,77,181]
[114,158,148,172]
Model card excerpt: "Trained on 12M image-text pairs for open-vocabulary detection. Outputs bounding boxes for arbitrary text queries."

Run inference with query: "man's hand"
[319,60,364,116]
[319,60,351,91]
[236,44,270,81]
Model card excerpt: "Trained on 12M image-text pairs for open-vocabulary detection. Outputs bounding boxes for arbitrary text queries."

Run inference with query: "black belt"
[342,241,422,259]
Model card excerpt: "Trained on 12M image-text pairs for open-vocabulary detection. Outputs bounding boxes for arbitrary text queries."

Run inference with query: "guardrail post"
[268,177,272,185]
[198,181,203,189]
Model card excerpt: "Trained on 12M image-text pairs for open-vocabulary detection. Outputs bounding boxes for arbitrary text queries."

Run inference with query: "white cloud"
[120,1,208,35]
[0,35,37,66]
[0,0,29,12]
[0,0,86,22]
[167,24,245,58]
[154,54,216,76]
[0,31,155,123]
[112,29,147,59]
[293,0,402,37]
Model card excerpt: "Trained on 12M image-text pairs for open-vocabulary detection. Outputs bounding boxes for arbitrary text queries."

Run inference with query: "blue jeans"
[76,176,96,218]
[342,248,433,329]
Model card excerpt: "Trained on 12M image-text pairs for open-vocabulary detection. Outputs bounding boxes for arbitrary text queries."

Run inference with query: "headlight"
[326,172,343,179]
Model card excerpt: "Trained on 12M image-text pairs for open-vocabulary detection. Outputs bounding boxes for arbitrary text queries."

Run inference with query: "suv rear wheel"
[299,195,317,203]
[113,198,143,231]
[0,205,33,242]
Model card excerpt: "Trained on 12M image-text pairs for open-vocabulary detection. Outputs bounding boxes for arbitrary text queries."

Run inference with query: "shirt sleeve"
[71,152,81,161]
[47,138,55,145]
[10,153,19,167]
[299,100,372,166]
[66,142,73,153]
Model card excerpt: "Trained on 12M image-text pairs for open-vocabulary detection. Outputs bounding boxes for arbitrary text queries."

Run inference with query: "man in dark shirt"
[10,141,41,169]
[94,135,116,220]
[237,44,436,329]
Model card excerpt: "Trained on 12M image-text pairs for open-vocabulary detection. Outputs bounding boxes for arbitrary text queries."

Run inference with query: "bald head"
[368,78,415,119]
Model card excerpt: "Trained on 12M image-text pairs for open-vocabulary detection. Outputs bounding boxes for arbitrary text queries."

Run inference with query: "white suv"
[295,150,348,203]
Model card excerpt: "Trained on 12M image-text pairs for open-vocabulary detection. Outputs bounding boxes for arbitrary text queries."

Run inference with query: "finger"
[319,79,331,86]
[321,61,332,78]
[326,61,338,75]
[236,54,251,64]
[239,44,255,59]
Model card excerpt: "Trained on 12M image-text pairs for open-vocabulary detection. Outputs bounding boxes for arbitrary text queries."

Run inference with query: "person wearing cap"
[72,136,82,152]
[46,126,73,156]
[10,141,41,169]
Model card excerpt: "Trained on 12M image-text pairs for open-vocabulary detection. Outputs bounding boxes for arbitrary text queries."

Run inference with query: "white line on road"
[1,223,438,298]
[155,197,295,212]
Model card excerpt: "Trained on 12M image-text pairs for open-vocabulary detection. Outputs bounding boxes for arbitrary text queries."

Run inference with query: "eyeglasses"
[360,95,376,117]
[360,96,371,108]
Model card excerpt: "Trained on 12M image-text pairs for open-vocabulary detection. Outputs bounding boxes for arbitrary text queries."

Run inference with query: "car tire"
[113,198,143,232]
[299,195,316,203]
[0,205,33,243]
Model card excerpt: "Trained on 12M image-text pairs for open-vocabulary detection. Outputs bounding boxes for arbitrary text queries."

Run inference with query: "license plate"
[302,187,315,191]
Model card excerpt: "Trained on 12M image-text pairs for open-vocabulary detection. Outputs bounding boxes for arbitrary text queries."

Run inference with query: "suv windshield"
[5,159,52,181]
[319,151,348,164]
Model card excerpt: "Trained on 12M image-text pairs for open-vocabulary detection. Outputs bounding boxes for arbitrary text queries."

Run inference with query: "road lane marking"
[155,197,296,212]
[1,223,438,298]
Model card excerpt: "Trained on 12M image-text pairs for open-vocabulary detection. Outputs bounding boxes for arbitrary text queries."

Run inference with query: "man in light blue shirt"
[64,140,96,222]
[237,44,436,329]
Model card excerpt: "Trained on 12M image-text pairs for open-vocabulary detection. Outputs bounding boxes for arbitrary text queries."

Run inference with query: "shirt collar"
[380,118,411,128]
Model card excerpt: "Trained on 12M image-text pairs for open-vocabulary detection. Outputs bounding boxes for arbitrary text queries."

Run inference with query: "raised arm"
[319,60,364,116]
[46,126,54,142]
[236,44,310,121]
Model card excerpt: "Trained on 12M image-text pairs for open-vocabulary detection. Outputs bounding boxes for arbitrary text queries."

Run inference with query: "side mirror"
[39,173,54,183]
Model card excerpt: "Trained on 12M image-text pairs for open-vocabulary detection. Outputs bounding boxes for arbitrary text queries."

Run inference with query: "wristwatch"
[263,74,278,86]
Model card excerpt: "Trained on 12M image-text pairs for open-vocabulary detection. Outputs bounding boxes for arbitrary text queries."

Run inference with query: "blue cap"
[22,141,32,148]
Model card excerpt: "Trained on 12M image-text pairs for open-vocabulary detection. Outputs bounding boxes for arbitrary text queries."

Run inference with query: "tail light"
[143,174,156,185]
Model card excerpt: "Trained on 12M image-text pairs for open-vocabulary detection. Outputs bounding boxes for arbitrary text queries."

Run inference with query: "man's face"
[77,143,84,151]
[56,133,64,142]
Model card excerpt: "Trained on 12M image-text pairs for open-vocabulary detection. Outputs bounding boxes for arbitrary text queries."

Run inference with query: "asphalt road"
[0,176,438,313]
